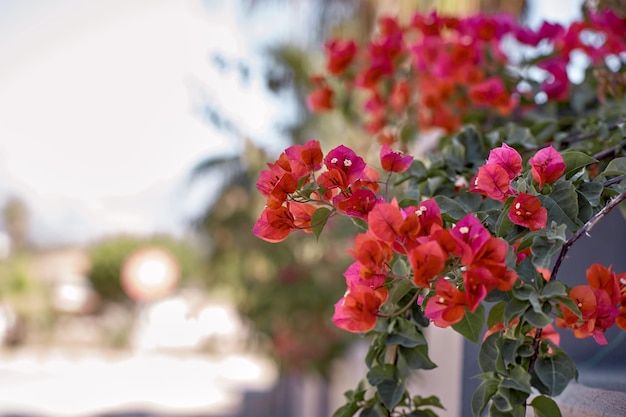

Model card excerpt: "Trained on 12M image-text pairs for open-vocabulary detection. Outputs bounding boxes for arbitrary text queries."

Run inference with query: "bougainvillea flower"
[367,201,405,243]
[380,144,414,173]
[333,188,379,220]
[289,201,318,232]
[284,139,323,174]
[306,84,334,112]
[256,156,298,208]
[408,240,447,288]
[486,143,522,180]
[463,267,493,312]
[586,263,621,305]
[253,205,295,243]
[324,145,367,185]
[348,233,393,277]
[450,214,491,265]
[470,237,517,291]
[538,59,570,101]
[324,39,357,75]
[471,164,513,202]
[508,193,548,231]
[332,285,388,333]
[415,199,444,237]
[344,261,386,289]
[424,278,467,328]
[390,80,411,113]
[317,167,349,194]
[529,145,566,188]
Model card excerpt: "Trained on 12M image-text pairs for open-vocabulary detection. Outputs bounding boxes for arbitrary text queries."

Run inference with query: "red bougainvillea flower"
[324,39,357,75]
[586,263,621,305]
[324,145,367,185]
[256,156,298,209]
[367,200,405,243]
[408,240,447,288]
[470,236,518,292]
[348,233,393,278]
[288,201,318,232]
[284,139,323,174]
[332,285,388,333]
[468,77,516,115]
[486,143,522,180]
[344,261,386,289]
[415,199,444,237]
[380,144,414,173]
[333,188,380,220]
[471,164,513,202]
[508,193,548,231]
[424,278,467,328]
[306,85,334,112]
[253,205,295,243]
[529,145,566,189]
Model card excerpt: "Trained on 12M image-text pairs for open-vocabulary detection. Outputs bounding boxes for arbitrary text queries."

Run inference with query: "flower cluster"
[308,9,626,135]
[556,263,626,344]
[471,143,566,231]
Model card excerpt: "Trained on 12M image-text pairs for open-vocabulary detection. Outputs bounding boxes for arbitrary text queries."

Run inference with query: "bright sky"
[0,0,294,246]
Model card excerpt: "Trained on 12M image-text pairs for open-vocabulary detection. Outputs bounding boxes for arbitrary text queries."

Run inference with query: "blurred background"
[1,0,616,417]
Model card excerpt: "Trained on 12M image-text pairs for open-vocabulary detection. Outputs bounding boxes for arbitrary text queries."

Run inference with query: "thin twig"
[550,190,626,280]
[592,139,626,161]
[377,289,421,318]
[560,119,626,146]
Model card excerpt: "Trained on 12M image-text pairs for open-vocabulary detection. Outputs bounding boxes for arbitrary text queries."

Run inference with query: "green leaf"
[506,124,537,148]
[505,298,529,325]
[487,301,506,328]
[398,345,437,370]
[534,353,578,396]
[350,217,369,232]
[386,317,427,348]
[479,333,506,374]
[471,379,498,417]
[492,388,513,412]
[578,181,603,206]
[377,379,405,410]
[539,181,580,231]
[531,235,563,269]
[556,296,582,319]
[360,403,387,417]
[489,402,526,417]
[494,197,515,238]
[311,207,332,239]
[530,395,563,417]
[603,157,626,176]
[452,304,485,344]
[367,364,396,386]
[332,402,360,417]
[412,395,445,409]
[389,279,414,305]
[433,195,468,222]
[501,365,532,394]
[561,151,598,179]
[540,281,568,300]
[524,307,553,328]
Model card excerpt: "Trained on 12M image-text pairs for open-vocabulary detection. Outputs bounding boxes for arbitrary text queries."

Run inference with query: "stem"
[377,290,421,318]
[592,139,626,161]
[559,119,626,146]
[550,190,626,280]
[528,190,626,373]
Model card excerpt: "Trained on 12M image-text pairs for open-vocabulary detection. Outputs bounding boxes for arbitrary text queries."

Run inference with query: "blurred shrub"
[87,234,202,303]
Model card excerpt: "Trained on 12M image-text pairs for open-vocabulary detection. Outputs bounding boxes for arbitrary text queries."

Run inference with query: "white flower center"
[343,159,352,167]
[331,157,338,164]
[515,202,521,209]
[459,226,469,234]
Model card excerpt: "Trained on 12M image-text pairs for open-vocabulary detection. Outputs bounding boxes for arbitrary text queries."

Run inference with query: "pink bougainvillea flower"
[450,214,491,265]
[486,143,522,180]
[408,240,447,288]
[317,167,349,194]
[471,164,513,202]
[344,261,386,289]
[253,205,295,243]
[529,145,566,188]
[508,193,548,231]
[380,144,414,173]
[256,155,298,209]
[424,278,467,328]
[538,59,570,101]
[415,199,444,237]
[324,39,357,75]
[324,145,367,185]
[463,267,492,312]
[332,285,388,333]
[468,77,516,115]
